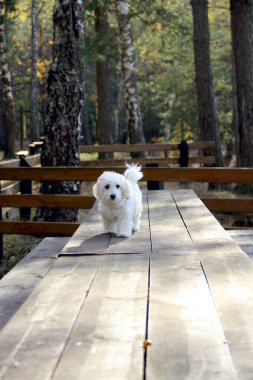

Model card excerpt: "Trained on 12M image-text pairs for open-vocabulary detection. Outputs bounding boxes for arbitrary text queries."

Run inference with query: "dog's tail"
[124,163,143,183]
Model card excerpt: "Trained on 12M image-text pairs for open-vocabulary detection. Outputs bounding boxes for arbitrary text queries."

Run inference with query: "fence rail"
[0,166,253,260]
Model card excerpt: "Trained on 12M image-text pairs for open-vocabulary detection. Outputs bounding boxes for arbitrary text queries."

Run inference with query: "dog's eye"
[116,185,120,188]
[105,184,110,189]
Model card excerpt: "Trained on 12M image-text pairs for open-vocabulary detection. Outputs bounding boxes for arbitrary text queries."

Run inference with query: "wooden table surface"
[0,190,253,380]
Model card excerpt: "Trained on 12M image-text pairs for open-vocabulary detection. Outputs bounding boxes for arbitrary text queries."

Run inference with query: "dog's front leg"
[115,216,132,238]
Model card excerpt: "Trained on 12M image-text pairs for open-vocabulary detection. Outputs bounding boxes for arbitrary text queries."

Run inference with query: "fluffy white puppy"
[93,164,143,237]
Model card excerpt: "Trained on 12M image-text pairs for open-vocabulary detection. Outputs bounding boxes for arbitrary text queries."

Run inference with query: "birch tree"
[190,0,224,167]
[116,0,146,153]
[30,0,39,141]
[230,0,253,167]
[95,1,114,157]
[0,0,15,158]
[38,0,84,222]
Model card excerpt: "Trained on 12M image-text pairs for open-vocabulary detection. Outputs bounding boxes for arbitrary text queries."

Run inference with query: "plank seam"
[51,261,101,378]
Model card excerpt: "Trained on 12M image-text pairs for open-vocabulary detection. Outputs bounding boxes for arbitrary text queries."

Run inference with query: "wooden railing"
[80,141,215,167]
[0,166,252,232]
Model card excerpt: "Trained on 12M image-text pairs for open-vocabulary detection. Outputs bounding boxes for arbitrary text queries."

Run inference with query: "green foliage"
[4,0,234,149]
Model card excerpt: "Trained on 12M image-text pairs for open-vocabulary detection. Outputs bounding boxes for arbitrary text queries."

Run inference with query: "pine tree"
[230,0,253,167]
[38,0,84,222]
[191,0,224,167]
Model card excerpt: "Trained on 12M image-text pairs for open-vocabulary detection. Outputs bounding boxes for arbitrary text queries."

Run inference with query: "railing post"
[179,140,189,167]
[146,163,164,190]
[19,155,32,221]
[179,140,189,189]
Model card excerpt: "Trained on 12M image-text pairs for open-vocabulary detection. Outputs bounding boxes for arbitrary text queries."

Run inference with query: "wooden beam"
[0,194,95,209]
[80,141,215,153]
[201,198,253,213]
[0,167,253,183]
[80,156,215,167]
[0,221,79,236]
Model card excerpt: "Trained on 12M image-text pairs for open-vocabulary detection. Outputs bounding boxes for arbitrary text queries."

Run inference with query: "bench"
[0,189,253,379]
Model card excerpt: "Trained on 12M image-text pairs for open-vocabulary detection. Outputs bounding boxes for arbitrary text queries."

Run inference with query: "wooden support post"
[146,163,164,190]
[19,156,32,221]
[19,106,24,150]
[179,140,189,167]
[179,140,189,188]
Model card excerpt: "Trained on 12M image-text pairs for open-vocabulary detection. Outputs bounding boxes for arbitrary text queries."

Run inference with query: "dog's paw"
[116,231,132,238]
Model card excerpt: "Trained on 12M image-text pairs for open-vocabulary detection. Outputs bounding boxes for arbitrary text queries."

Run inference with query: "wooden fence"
[0,166,253,238]
[79,141,215,167]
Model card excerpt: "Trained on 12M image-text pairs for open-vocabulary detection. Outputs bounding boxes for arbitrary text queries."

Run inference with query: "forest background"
[0,0,235,161]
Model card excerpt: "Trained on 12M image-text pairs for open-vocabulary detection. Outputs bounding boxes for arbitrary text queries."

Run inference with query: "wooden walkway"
[0,190,253,379]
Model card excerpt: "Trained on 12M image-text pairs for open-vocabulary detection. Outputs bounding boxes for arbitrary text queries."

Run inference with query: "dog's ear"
[123,179,131,199]
[93,182,101,200]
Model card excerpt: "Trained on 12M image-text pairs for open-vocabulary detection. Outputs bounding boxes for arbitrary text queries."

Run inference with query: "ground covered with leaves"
[0,235,42,279]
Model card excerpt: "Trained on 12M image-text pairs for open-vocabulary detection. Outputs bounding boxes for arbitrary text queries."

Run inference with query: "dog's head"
[93,171,130,203]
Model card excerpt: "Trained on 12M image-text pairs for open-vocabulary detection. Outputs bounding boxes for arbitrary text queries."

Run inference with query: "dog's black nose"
[110,194,116,200]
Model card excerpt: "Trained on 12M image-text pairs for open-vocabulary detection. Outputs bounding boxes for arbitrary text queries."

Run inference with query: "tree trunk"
[230,0,253,167]
[95,2,114,159]
[116,0,146,157]
[191,0,225,167]
[38,0,84,222]
[0,0,15,158]
[30,0,39,142]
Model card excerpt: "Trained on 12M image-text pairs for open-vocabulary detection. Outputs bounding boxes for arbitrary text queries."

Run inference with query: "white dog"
[93,164,143,237]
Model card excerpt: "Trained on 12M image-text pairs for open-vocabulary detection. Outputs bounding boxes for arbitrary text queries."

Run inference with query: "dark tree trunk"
[95,2,114,159]
[30,0,39,142]
[0,0,15,158]
[116,0,146,157]
[230,0,253,167]
[38,0,84,222]
[191,0,225,167]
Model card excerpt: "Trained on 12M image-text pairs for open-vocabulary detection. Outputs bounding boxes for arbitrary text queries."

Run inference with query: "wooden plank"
[59,202,110,255]
[53,254,149,380]
[172,190,229,241]
[228,230,253,256]
[80,156,215,167]
[80,141,215,154]
[173,190,253,379]
[201,197,253,213]
[147,255,238,380]
[0,194,95,209]
[80,143,180,153]
[0,256,101,380]
[1,167,253,183]
[0,221,79,236]
[146,190,237,379]
[148,190,197,255]
[0,237,69,330]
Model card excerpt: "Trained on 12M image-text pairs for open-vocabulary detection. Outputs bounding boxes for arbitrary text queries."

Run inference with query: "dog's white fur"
[93,163,143,237]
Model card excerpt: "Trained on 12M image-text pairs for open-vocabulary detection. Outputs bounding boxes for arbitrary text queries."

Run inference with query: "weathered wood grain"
[0,194,94,209]
[0,256,101,380]
[146,190,237,379]
[148,190,197,255]
[173,190,253,380]
[228,230,253,257]
[1,167,253,183]
[0,221,79,236]
[59,202,110,255]
[147,255,238,380]
[0,237,69,331]
[53,254,149,380]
